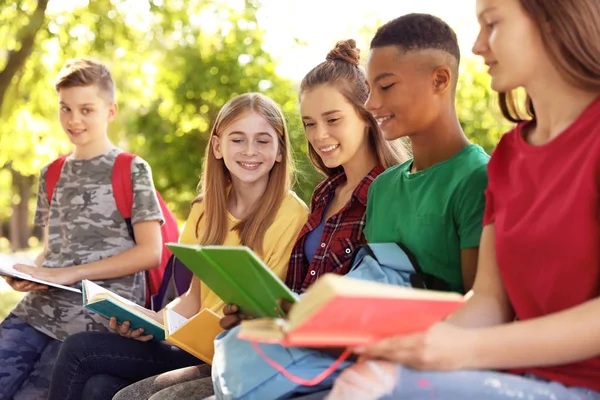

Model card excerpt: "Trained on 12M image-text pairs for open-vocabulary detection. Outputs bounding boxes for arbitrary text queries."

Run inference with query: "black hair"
[371,13,460,65]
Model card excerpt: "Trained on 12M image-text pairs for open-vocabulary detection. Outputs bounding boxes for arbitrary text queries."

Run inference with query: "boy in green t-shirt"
[364,13,489,293]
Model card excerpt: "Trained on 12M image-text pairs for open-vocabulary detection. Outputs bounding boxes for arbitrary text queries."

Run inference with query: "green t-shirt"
[365,144,490,293]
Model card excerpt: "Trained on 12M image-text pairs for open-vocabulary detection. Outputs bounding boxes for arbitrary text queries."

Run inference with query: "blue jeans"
[320,362,600,399]
[48,331,202,400]
[0,313,62,400]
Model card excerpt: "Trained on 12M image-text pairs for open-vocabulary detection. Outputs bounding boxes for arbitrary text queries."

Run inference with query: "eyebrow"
[302,109,342,120]
[373,72,395,85]
[228,131,272,137]
[477,6,497,19]
[59,101,95,107]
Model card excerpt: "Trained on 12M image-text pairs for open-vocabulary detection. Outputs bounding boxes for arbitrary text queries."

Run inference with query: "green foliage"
[457,58,513,154]
[0,0,323,222]
[126,3,321,215]
[0,0,507,229]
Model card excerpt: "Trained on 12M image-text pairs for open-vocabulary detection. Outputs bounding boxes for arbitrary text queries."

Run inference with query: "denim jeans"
[323,361,600,400]
[0,313,61,400]
[47,331,201,400]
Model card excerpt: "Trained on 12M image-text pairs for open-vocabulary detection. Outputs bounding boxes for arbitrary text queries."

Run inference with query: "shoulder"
[39,163,50,181]
[452,146,491,194]
[486,127,520,173]
[180,201,205,244]
[187,200,205,220]
[370,160,410,192]
[270,191,309,229]
[279,191,309,217]
[129,154,152,175]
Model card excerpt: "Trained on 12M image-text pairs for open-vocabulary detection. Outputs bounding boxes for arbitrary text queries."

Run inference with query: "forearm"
[165,276,201,319]
[469,297,600,370]
[71,243,161,281]
[446,292,514,328]
[34,250,45,268]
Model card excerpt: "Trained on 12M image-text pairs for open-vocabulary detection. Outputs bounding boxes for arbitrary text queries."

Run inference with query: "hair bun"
[326,39,360,66]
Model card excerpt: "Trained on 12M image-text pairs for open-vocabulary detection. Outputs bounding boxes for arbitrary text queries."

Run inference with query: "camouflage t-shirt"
[11,148,164,341]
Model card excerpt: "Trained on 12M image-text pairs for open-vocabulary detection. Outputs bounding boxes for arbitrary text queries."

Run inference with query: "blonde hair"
[54,58,115,103]
[193,93,294,255]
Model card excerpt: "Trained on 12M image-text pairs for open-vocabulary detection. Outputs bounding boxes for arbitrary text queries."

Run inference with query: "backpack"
[212,242,451,400]
[45,152,192,311]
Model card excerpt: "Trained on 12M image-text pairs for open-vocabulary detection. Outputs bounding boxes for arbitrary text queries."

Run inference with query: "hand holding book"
[349,320,477,370]
[220,299,294,331]
[109,308,162,342]
[3,274,48,292]
[0,253,80,293]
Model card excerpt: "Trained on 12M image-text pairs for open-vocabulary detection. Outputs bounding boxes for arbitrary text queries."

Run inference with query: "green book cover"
[166,243,297,318]
[82,280,165,341]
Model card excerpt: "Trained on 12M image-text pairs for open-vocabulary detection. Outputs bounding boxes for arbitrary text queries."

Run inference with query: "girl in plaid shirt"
[220,39,408,329]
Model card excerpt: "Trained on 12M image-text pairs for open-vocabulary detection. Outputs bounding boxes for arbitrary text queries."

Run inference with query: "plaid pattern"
[285,165,385,293]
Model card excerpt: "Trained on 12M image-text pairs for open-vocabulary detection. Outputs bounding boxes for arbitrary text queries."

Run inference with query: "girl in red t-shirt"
[324,1,600,399]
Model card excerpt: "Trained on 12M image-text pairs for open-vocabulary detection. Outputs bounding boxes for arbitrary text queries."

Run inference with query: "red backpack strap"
[46,154,69,205]
[112,152,136,220]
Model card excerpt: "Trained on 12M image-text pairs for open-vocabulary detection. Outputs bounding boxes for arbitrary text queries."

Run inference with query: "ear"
[432,66,452,94]
[211,136,223,159]
[108,103,118,122]
[275,148,283,163]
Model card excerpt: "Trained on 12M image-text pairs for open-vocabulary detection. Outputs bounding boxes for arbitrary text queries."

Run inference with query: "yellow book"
[163,307,224,364]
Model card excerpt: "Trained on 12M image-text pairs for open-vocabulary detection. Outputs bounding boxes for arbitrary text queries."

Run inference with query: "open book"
[0,254,81,293]
[238,274,465,347]
[166,243,297,318]
[82,280,165,341]
[82,280,225,362]
[164,308,224,364]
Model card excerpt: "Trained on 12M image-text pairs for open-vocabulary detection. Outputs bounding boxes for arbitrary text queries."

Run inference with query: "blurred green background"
[0,0,510,318]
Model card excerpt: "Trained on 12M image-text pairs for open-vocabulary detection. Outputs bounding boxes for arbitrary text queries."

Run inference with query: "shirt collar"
[312,164,384,207]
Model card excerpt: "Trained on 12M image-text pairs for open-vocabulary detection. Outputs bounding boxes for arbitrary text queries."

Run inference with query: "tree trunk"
[9,168,33,251]
[0,0,49,112]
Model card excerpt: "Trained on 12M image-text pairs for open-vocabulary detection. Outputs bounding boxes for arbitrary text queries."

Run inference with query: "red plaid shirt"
[285,165,385,293]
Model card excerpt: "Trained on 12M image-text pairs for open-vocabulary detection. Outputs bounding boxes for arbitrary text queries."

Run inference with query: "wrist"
[465,328,489,370]
[70,264,87,283]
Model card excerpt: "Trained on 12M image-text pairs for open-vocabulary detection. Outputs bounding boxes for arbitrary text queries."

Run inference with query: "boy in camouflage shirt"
[0,58,164,400]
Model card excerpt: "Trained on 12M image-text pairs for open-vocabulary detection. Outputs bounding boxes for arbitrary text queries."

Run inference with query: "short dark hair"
[371,13,460,65]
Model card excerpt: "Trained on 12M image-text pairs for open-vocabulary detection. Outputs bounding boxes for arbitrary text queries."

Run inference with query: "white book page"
[0,254,81,293]
[83,280,161,324]
[85,280,147,310]
[165,308,189,334]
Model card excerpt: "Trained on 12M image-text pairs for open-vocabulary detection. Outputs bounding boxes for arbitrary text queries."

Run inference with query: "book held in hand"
[82,279,165,341]
[166,243,298,318]
[0,254,81,293]
[237,274,465,348]
[82,280,226,360]
[163,307,224,364]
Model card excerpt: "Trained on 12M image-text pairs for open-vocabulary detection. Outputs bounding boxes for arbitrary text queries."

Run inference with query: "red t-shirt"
[484,96,600,391]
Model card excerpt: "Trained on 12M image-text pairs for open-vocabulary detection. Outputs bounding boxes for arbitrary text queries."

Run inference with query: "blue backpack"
[211,242,450,400]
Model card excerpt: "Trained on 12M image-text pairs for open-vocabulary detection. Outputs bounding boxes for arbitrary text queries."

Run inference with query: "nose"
[472,29,487,57]
[67,111,82,125]
[242,140,258,156]
[314,123,330,141]
[365,90,379,113]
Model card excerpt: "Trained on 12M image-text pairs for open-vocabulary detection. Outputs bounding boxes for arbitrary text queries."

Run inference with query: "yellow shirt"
[179,191,309,315]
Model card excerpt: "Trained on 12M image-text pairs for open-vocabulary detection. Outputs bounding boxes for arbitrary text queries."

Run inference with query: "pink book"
[238,273,465,348]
